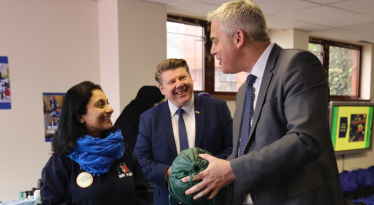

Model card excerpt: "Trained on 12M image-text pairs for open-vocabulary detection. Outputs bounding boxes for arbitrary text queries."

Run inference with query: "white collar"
[168,94,195,116]
[249,42,274,78]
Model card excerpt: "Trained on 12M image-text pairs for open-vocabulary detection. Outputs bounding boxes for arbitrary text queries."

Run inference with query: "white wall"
[98,0,121,121]
[371,45,374,102]
[226,101,236,117]
[268,29,308,50]
[0,0,101,201]
[99,0,167,120]
[293,29,309,51]
[361,44,373,100]
[269,29,294,48]
[118,0,166,110]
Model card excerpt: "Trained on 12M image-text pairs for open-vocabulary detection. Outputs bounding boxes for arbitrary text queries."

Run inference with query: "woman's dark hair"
[52,81,102,155]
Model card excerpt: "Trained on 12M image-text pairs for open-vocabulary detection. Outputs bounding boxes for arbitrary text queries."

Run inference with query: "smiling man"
[134,58,233,205]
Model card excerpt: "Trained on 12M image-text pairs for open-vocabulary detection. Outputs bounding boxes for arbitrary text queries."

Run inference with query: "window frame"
[309,38,362,101]
[166,16,364,101]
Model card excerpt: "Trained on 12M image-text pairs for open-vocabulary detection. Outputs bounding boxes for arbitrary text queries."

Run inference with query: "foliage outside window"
[308,38,361,101]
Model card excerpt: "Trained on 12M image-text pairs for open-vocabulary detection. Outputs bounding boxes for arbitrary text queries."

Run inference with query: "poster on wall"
[331,105,373,152]
[0,56,11,109]
[43,93,65,142]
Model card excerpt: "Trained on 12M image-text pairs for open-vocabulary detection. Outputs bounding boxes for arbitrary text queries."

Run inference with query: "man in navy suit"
[134,59,233,205]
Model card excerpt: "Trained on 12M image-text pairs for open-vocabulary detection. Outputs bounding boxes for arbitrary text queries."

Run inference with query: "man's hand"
[166,166,172,182]
[182,154,236,200]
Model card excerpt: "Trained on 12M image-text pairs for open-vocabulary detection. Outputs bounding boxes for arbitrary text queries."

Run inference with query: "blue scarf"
[68,130,125,176]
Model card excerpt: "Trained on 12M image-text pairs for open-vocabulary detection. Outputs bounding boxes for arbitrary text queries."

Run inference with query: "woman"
[41,81,148,205]
[114,86,164,151]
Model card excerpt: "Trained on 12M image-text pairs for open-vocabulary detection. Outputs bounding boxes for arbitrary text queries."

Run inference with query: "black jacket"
[41,143,148,205]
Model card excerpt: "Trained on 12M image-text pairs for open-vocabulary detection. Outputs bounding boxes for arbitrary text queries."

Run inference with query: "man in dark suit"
[182,0,344,205]
[134,59,233,205]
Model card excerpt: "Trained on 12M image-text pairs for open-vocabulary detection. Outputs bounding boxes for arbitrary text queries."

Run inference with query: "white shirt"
[249,42,274,116]
[243,42,274,204]
[168,95,196,154]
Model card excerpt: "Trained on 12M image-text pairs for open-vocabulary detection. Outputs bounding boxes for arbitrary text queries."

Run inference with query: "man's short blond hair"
[155,59,190,85]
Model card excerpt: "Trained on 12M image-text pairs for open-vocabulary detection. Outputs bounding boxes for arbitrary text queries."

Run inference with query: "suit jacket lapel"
[232,84,247,156]
[194,94,205,148]
[248,44,282,141]
[161,101,178,156]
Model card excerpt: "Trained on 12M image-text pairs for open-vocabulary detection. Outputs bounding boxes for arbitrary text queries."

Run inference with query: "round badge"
[76,172,93,188]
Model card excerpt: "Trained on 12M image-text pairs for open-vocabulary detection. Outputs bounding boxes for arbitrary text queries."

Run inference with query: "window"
[167,20,204,91]
[167,16,362,100]
[167,15,245,100]
[309,38,362,101]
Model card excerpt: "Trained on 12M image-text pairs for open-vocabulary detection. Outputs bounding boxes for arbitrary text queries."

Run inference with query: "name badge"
[76,172,93,188]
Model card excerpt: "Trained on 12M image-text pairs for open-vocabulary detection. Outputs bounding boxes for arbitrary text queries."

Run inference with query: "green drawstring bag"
[168,147,226,205]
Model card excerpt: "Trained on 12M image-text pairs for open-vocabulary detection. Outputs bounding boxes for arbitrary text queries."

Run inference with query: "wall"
[0,0,101,200]
[98,0,167,121]
[269,29,294,48]
[98,0,121,121]
[118,0,166,110]
[360,44,373,100]
[226,101,236,117]
[268,28,308,50]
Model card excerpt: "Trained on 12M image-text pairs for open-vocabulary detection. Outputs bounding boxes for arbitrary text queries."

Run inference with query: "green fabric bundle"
[168,147,226,205]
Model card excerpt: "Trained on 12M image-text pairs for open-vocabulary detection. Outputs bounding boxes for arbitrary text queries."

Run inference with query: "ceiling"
[142,0,374,44]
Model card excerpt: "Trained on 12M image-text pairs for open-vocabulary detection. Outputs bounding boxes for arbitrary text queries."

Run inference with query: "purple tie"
[233,74,257,205]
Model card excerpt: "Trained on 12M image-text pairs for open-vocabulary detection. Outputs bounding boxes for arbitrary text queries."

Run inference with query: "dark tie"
[238,74,257,156]
[232,74,257,205]
[178,108,189,151]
